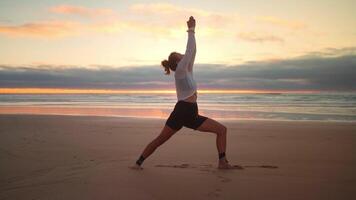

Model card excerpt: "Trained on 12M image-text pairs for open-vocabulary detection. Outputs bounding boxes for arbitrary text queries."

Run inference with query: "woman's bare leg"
[132,125,178,169]
[197,118,227,153]
[197,118,236,169]
[141,125,178,158]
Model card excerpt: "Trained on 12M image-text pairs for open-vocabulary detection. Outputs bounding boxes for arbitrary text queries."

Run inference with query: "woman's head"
[161,52,183,75]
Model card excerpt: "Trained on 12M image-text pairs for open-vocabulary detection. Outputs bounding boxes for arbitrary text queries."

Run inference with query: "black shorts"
[165,101,208,131]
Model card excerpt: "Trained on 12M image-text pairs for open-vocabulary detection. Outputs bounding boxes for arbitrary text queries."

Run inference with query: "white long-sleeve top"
[174,27,197,100]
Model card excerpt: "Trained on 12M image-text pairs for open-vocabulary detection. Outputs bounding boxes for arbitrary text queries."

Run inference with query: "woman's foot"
[129,164,143,170]
[218,159,244,170]
[218,159,233,169]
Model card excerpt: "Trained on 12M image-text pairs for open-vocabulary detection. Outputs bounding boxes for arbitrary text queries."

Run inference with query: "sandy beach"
[0,114,355,200]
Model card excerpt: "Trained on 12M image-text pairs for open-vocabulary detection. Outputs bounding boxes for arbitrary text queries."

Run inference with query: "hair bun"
[161,59,169,67]
[161,59,170,75]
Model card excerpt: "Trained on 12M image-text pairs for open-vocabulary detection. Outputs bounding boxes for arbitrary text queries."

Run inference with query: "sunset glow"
[0,1,355,92]
[1,1,355,66]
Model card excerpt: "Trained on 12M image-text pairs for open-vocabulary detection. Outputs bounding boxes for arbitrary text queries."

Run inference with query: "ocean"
[0,93,355,122]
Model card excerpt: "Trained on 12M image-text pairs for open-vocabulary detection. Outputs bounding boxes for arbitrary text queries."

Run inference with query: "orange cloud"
[49,5,114,18]
[0,21,82,38]
[0,19,170,38]
[0,3,306,40]
[0,4,184,38]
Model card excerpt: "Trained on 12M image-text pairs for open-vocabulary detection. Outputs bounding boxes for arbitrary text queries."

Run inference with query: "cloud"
[0,19,12,23]
[0,3,307,39]
[126,3,243,37]
[238,32,284,43]
[128,3,240,29]
[0,21,82,38]
[1,48,355,91]
[302,47,356,57]
[0,65,171,89]
[255,16,306,30]
[49,5,114,18]
[0,3,187,38]
[130,3,186,15]
[0,19,170,38]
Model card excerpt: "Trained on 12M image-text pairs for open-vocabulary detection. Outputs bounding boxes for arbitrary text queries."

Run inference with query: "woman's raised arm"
[178,16,196,72]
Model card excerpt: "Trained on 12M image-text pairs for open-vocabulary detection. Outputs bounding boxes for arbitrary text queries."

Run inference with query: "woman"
[132,16,237,170]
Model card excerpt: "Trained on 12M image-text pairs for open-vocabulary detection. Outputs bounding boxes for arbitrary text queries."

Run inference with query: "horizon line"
[0,88,326,94]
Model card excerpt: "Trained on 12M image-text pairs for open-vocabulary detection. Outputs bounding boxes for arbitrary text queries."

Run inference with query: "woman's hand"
[187,16,196,29]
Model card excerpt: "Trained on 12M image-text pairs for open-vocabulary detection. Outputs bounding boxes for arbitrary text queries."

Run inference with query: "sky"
[0,0,355,92]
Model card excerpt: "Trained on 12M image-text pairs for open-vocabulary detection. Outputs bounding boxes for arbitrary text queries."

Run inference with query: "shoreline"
[1,92,355,122]
[1,113,356,123]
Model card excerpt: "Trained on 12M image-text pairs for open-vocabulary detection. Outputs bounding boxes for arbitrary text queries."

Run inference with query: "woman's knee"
[222,125,227,134]
[219,125,227,136]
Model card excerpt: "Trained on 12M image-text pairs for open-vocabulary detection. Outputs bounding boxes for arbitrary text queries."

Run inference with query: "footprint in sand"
[243,165,278,169]
[155,163,191,168]
[208,191,220,198]
[208,188,222,198]
[217,175,231,183]
[199,168,214,172]
[155,163,278,170]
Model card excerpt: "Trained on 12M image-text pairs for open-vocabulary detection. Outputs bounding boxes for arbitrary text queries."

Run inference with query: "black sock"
[136,155,145,166]
[218,152,226,160]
